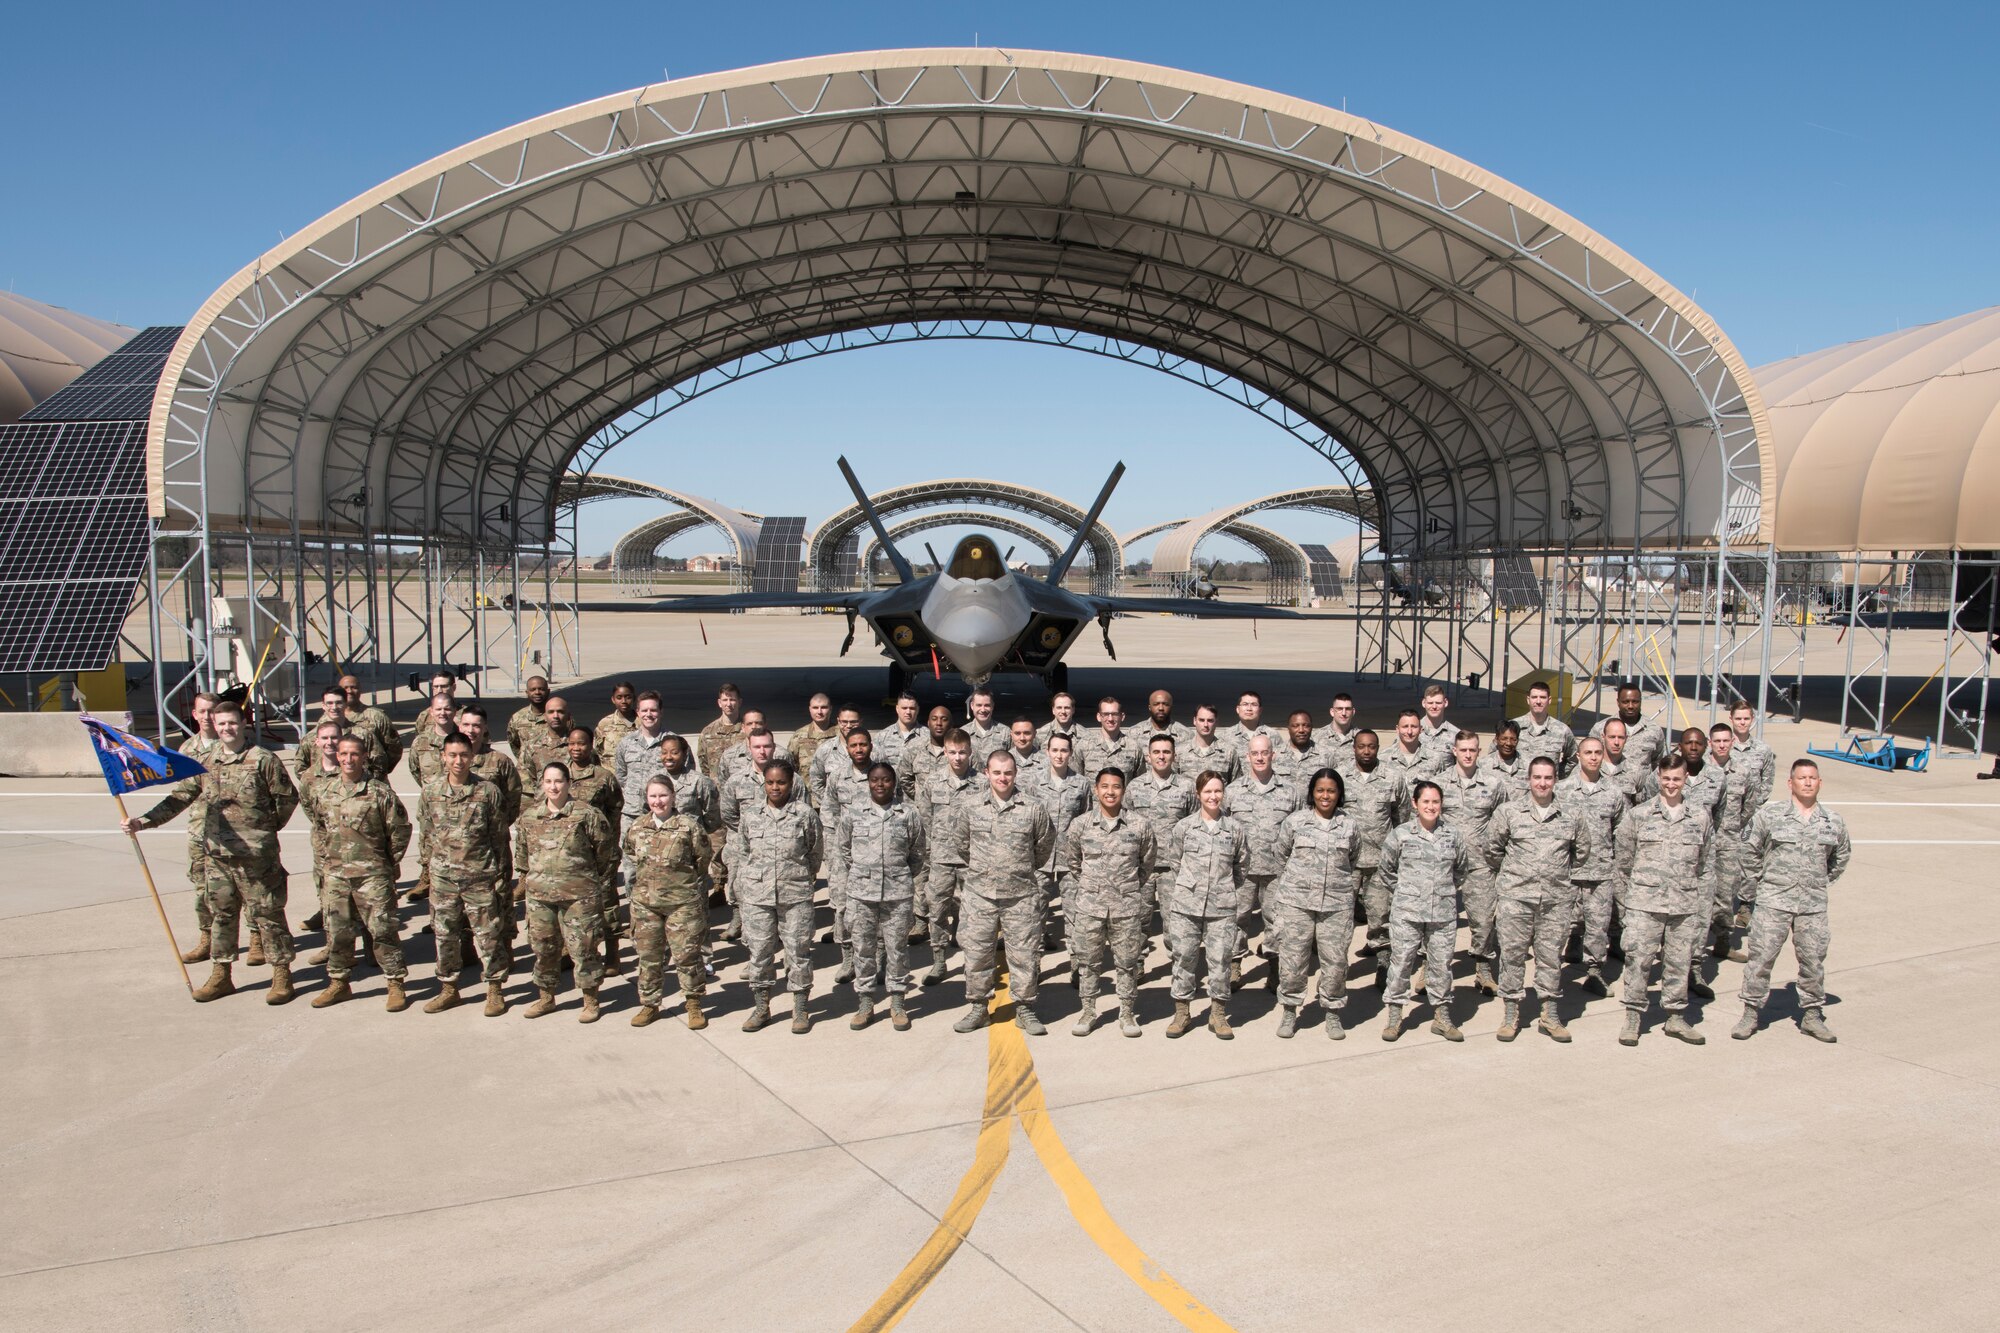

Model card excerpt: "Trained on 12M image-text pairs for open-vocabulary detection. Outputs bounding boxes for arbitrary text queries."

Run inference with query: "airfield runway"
[1,610,1995,1330]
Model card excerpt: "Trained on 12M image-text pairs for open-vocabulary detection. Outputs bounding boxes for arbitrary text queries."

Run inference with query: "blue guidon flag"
[82,715,207,794]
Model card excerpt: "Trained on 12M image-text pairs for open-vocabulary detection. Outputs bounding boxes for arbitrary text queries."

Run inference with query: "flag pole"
[113,791,195,997]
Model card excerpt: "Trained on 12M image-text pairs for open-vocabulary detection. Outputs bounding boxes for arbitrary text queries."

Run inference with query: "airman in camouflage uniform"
[298,722,367,970]
[1342,731,1405,962]
[1034,692,1082,753]
[735,764,823,1034]
[1176,705,1241,785]
[1478,722,1529,801]
[1612,756,1715,1046]
[1556,736,1626,997]
[1735,760,1851,1043]
[716,708,771,789]
[419,733,513,1015]
[516,696,576,782]
[808,705,867,808]
[1311,694,1361,772]
[1705,724,1761,958]
[613,698,678,823]
[961,689,1007,768]
[1271,710,1332,799]
[1417,685,1461,763]
[832,763,927,1030]
[1159,775,1247,1037]
[129,701,298,1002]
[916,732,981,986]
[1223,736,1299,980]
[694,683,742,780]
[339,673,404,776]
[1384,711,1446,790]
[1077,697,1144,781]
[1131,690,1194,753]
[1220,691,1280,758]
[720,729,789,944]
[455,706,522,903]
[788,693,839,776]
[308,737,414,1011]
[1020,733,1089,961]
[594,681,638,765]
[1059,773,1157,1037]
[1377,782,1477,1041]
[173,694,225,962]
[516,768,617,1022]
[1437,732,1507,996]
[1124,737,1196,924]
[819,728,876,981]
[999,719,1042,780]
[402,693,457,901]
[623,773,711,1030]
[1590,685,1669,776]
[1487,757,1593,1042]
[291,687,389,781]
[1726,702,1779,924]
[874,693,926,774]
[1512,681,1576,777]
[505,675,551,760]
[896,705,951,800]
[1270,771,1361,1039]
[942,753,1057,1034]
[409,671,459,741]
[568,726,630,972]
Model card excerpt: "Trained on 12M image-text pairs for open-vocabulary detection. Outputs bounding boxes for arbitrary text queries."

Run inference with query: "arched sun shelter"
[137,48,1774,733]
[856,509,1067,585]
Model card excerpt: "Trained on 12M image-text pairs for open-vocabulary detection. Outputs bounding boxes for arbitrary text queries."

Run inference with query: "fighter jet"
[649,457,1302,693]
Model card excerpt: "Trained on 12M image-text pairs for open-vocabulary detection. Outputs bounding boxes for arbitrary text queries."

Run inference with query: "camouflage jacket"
[1712,754,1762,837]
[1123,770,1196,859]
[1418,716,1462,763]
[1272,809,1361,912]
[468,748,523,827]
[1161,812,1248,916]
[1437,767,1508,868]
[516,728,572,787]
[1076,729,1143,781]
[1175,736,1241,785]
[1744,800,1851,913]
[141,744,297,865]
[566,760,625,829]
[1613,798,1715,915]
[505,703,545,760]
[1220,722,1281,756]
[662,760,723,833]
[595,710,637,767]
[296,764,346,862]
[1311,724,1359,771]
[1477,752,1528,801]
[895,737,945,801]
[832,800,927,903]
[962,719,1008,768]
[1034,718,1083,752]
[1592,717,1670,776]
[622,811,708,908]
[1223,771,1300,877]
[720,764,795,838]
[1378,821,1476,924]
[808,735,848,807]
[514,800,617,904]
[313,776,412,879]
[613,728,678,817]
[1018,765,1088,873]
[695,715,737,780]
[1271,742,1335,801]
[1598,755,1645,806]
[1384,741,1445,789]
[1731,734,1779,807]
[1131,718,1194,756]
[1487,796,1592,903]
[940,790,1055,902]
[406,725,449,790]
[734,800,822,907]
[292,724,388,781]
[175,734,226,844]
[1512,714,1576,776]
[1059,809,1156,919]
[1341,764,1405,870]
[1554,771,1625,883]
[917,764,981,847]
[788,722,839,777]
[351,705,403,775]
[820,756,877,833]
[419,777,508,881]
[873,722,925,774]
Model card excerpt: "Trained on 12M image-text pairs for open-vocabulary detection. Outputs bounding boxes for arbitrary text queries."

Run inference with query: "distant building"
[686,553,737,573]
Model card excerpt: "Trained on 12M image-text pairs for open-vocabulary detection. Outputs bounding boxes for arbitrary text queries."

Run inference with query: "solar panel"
[832,532,860,588]
[21,325,180,423]
[751,516,807,593]
[1488,551,1544,610]
[1300,543,1345,599]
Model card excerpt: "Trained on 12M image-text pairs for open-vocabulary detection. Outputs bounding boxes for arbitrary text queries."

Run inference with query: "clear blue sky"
[5,2,1994,557]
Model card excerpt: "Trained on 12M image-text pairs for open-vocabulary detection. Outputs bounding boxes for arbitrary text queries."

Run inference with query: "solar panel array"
[1489,551,1545,609]
[831,532,860,588]
[21,325,179,424]
[1300,543,1345,599]
[751,516,807,593]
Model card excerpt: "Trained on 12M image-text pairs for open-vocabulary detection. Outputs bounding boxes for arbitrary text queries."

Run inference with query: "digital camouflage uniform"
[873,722,925,775]
[613,728,677,821]
[1075,729,1143,782]
[1613,797,1715,1017]
[1131,717,1195,755]
[1378,821,1476,1010]
[1020,762,1089,952]
[1478,751,1528,802]
[313,776,414,981]
[1727,734,1779,910]
[1123,768,1196,917]
[1711,753,1763,924]
[623,811,709,1009]
[141,744,299,965]
[1341,764,1405,951]
[595,709,637,767]
[1740,800,1851,1014]
[1555,770,1626,971]
[961,719,1007,769]
[1591,716,1670,778]
[1220,721,1281,757]
[1175,735,1241,785]
[1223,769,1298,962]
[1034,718,1082,753]
[419,776,512,984]
[1436,766,1507,971]
[1384,739,1445,792]
[1058,808,1156,1009]
[1270,809,1362,1013]
[514,801,617,993]
[1160,812,1247,1002]
[941,789,1056,1006]
[916,764,980,954]
[1271,741,1336,802]
[832,798,927,999]
[1311,723,1358,773]
[1512,714,1576,778]
[1417,716,1462,766]
[895,736,944,801]
[819,753,876,950]
[735,798,823,1001]
[1486,795,1592,1004]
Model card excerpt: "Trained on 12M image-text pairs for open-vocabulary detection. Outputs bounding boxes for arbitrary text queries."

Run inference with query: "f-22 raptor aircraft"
[651,457,1302,693]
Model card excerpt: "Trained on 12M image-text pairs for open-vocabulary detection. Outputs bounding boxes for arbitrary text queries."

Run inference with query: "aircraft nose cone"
[923,574,1030,681]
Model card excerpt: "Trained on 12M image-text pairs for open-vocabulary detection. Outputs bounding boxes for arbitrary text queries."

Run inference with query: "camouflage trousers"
[827,867,852,948]
[1166,911,1235,1002]
[1270,899,1355,1011]
[1620,909,1698,1014]
[1232,873,1276,960]
[742,897,814,996]
[960,892,1044,1005]
[1070,911,1146,1004]
[924,865,963,954]
[528,898,604,992]
[431,873,509,984]
[1713,838,1747,921]
[1575,879,1617,968]
[1357,867,1388,947]
[323,871,405,981]
[631,894,706,1007]
[849,895,914,998]
[1460,865,1498,963]
[1739,906,1830,1011]
[188,832,212,933]
[709,828,729,896]
[1384,917,1454,1009]
[1496,893,1576,1003]
[206,856,292,966]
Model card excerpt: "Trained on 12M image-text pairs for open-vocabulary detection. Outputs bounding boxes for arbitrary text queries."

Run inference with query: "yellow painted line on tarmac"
[850,968,1234,1332]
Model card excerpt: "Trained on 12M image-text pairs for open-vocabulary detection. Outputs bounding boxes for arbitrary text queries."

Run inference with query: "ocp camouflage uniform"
[1437,766,1507,974]
[308,775,411,982]
[1613,797,1715,1017]
[292,724,389,781]
[420,776,512,984]
[515,800,616,993]
[1059,809,1156,1008]
[1124,768,1196,915]
[735,799,823,1001]
[1555,770,1626,972]
[896,736,944,801]
[140,744,299,965]
[1270,808,1361,1014]
[1175,736,1241,785]
[1342,764,1405,952]
[788,721,839,778]
[695,716,737,780]
[468,745,523,884]
[1222,770,1299,961]
[405,727,449,890]
[1378,821,1477,1010]
[176,733,225,937]
[516,728,572,785]
[569,756,628,934]
[595,710,637,767]
[297,761,345,910]
[350,705,403,776]
[941,790,1056,1006]
[1075,729,1143,782]
[916,765,980,954]
[832,799,927,1000]
[623,811,709,1009]
[1740,800,1851,1015]
[1160,812,1248,1003]
[1486,796,1592,1004]
[505,703,545,763]
[1512,714,1576,777]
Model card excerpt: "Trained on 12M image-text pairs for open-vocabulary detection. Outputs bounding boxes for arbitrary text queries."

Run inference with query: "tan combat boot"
[1730,1006,1759,1041]
[483,983,508,1018]
[1430,1009,1464,1042]
[952,1004,988,1033]
[791,1001,812,1035]
[192,962,234,1003]
[578,989,601,1024]
[312,978,350,1008]
[1618,1010,1642,1046]
[1072,986,1097,1037]
[631,1003,659,1028]
[1166,999,1192,1038]
[1496,1000,1520,1042]
[685,995,708,1030]
[266,964,294,1006]
[1381,1004,1404,1041]
[1324,1011,1345,1041]
[384,980,409,1013]
[602,937,622,977]
[850,993,872,1030]
[1275,1005,1298,1039]
[424,983,461,1014]
[1799,1008,1837,1043]
[1537,1006,1572,1043]
[307,945,330,966]
[180,937,210,964]
[245,932,266,967]
[743,995,771,1032]
[1473,962,1498,995]
[835,945,856,986]
[1118,1002,1141,1038]
[888,995,909,1031]
[524,987,557,1019]
[1208,1004,1234,1040]
[1664,1013,1704,1045]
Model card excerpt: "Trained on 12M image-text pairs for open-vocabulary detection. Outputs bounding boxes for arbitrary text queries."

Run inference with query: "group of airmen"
[126,671,1852,1046]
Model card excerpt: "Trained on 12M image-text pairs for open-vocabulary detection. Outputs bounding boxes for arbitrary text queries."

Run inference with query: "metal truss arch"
[555,472,763,582]
[1149,486,1376,577]
[859,510,1066,585]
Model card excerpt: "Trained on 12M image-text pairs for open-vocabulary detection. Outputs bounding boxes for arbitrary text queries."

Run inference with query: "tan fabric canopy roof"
[1757,305,2000,551]
[0,293,133,424]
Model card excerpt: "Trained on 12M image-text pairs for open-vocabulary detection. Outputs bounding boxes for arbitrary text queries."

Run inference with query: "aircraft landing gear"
[1046,661,1069,697]
[886,661,907,701]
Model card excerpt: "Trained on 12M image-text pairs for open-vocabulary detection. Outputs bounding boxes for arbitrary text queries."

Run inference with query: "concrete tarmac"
[2,613,1996,1330]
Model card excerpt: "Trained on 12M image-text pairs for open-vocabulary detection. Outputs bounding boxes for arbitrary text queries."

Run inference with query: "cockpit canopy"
[945,533,1006,581]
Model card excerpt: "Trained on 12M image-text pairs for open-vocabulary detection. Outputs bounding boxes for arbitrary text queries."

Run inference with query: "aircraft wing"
[1086,596,1306,619]
[651,591,873,612]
